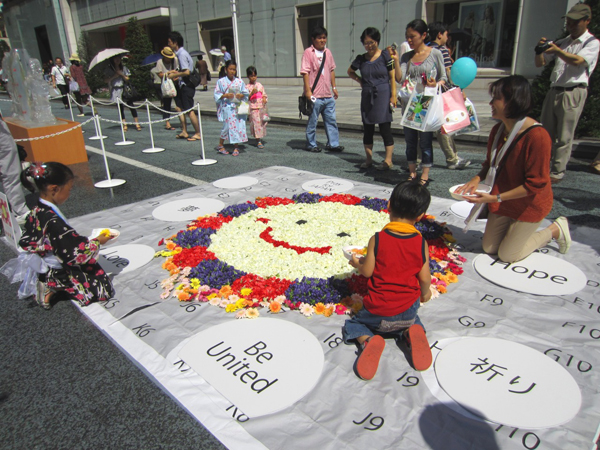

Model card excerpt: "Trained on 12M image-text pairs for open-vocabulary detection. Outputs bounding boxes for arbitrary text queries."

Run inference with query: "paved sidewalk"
[191,83,598,157]
[192,83,494,145]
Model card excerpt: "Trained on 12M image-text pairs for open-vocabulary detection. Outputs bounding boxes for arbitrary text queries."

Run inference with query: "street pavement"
[0,92,599,449]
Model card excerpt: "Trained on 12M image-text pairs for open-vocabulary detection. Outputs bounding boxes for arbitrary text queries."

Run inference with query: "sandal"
[404,325,432,371]
[135,125,142,131]
[165,125,176,130]
[35,281,52,310]
[122,123,128,132]
[355,335,385,380]
[359,161,373,169]
[232,148,240,156]
[176,134,189,139]
[419,178,430,187]
[407,174,417,182]
[375,161,393,171]
[216,146,229,155]
[257,142,264,149]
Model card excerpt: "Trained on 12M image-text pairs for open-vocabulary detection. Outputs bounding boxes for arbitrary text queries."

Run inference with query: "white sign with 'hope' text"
[473,253,587,296]
[178,318,325,417]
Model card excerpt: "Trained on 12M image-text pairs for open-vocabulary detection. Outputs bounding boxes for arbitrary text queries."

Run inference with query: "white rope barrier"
[114,98,135,146]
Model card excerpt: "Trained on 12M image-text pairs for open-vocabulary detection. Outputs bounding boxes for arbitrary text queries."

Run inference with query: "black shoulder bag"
[298,51,327,119]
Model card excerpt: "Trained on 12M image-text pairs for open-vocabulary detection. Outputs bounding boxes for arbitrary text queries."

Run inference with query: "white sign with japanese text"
[213,176,259,189]
[434,337,581,428]
[152,198,225,222]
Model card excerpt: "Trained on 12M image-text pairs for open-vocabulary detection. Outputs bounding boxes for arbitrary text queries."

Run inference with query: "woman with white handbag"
[390,19,447,187]
[151,47,179,131]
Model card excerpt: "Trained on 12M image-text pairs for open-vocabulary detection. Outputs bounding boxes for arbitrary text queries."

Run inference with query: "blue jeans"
[342,299,424,343]
[405,127,433,167]
[306,97,340,148]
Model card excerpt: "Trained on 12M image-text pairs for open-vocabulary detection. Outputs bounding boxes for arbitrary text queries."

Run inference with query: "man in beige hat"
[151,46,179,130]
[535,3,599,183]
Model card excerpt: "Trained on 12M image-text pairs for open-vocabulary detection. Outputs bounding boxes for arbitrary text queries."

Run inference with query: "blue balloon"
[451,57,477,89]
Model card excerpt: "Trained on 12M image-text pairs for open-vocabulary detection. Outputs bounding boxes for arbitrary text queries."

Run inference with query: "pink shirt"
[300,45,336,98]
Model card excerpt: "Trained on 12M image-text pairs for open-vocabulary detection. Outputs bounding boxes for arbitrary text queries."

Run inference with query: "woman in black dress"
[347,27,397,171]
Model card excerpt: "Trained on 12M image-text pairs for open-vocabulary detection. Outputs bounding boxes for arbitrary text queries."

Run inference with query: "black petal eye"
[296,220,307,225]
[337,232,350,237]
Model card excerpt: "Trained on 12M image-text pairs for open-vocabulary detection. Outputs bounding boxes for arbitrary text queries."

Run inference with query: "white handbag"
[161,75,177,98]
[237,101,249,115]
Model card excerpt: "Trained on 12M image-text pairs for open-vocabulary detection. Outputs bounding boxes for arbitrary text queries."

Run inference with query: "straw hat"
[69,53,81,62]
[161,47,175,58]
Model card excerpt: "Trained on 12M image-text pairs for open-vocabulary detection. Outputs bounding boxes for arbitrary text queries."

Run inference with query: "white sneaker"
[554,216,571,254]
[447,158,471,170]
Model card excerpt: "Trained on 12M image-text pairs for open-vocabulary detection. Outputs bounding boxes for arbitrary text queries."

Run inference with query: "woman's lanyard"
[463,117,526,232]
[39,198,70,226]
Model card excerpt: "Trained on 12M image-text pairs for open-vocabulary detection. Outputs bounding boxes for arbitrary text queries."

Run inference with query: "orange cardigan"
[477,123,553,223]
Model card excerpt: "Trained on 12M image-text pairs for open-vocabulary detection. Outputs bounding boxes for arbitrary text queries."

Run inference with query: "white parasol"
[209,48,224,57]
[88,48,129,71]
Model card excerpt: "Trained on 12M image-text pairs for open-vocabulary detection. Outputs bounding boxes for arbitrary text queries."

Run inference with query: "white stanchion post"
[67,94,75,122]
[142,100,165,153]
[115,98,135,146]
[94,114,127,189]
[88,97,107,140]
[191,102,217,166]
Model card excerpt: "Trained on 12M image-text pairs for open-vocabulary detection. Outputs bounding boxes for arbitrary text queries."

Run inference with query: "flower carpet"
[156,193,466,319]
[66,167,600,450]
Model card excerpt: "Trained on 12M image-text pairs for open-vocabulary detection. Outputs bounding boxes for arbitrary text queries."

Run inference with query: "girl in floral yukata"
[246,65,268,149]
[18,162,115,309]
[214,60,249,156]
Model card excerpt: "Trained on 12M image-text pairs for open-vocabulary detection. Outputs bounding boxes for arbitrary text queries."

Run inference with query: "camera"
[535,41,552,55]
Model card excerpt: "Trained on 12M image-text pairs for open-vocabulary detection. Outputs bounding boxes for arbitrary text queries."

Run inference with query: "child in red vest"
[344,181,433,380]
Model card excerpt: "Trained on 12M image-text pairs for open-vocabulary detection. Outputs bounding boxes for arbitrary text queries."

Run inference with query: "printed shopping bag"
[400,86,444,132]
[161,75,177,98]
[441,87,471,134]
[260,105,270,122]
[237,101,250,115]
[452,98,480,136]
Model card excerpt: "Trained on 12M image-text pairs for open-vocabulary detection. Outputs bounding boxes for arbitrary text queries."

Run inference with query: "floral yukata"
[19,202,115,306]
[214,76,249,144]
[248,81,268,139]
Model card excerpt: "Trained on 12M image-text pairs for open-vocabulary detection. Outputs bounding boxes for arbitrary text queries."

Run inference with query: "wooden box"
[5,117,88,165]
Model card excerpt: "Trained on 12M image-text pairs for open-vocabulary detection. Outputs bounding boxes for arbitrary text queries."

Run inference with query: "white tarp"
[69,166,600,450]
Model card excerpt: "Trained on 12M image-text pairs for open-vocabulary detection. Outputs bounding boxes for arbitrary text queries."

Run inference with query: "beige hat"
[69,53,81,62]
[161,47,175,58]
[564,3,592,20]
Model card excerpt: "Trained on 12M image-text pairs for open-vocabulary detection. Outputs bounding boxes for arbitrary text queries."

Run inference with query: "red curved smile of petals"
[258,223,332,255]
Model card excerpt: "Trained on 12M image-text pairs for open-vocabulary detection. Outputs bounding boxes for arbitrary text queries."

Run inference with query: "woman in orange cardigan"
[455,75,570,263]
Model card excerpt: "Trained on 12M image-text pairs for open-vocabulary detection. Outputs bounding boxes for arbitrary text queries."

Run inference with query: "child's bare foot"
[404,325,432,371]
[355,335,385,380]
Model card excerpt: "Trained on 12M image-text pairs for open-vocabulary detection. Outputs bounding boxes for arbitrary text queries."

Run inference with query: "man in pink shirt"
[300,26,344,153]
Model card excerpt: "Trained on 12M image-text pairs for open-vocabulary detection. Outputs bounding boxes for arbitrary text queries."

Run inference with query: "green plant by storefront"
[123,17,154,101]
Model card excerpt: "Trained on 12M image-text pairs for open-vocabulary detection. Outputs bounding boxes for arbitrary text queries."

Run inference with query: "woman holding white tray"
[455,75,570,262]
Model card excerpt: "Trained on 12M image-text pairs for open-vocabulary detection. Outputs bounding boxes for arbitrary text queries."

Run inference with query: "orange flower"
[161,258,173,269]
[269,302,282,313]
[323,306,334,317]
[177,291,191,301]
[314,303,326,315]
[166,241,176,250]
[438,285,447,294]
[244,298,255,307]
[446,273,458,283]
[219,285,233,297]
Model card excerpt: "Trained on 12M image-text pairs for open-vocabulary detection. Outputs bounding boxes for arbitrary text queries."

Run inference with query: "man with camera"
[535,3,599,183]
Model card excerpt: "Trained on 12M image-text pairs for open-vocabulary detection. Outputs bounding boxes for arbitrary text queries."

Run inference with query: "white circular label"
[450,200,487,221]
[178,318,324,417]
[434,337,581,429]
[212,176,259,189]
[302,178,354,194]
[473,253,587,296]
[99,244,155,275]
[152,198,225,222]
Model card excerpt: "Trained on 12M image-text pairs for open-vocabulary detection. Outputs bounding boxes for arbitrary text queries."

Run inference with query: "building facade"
[2,0,582,85]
